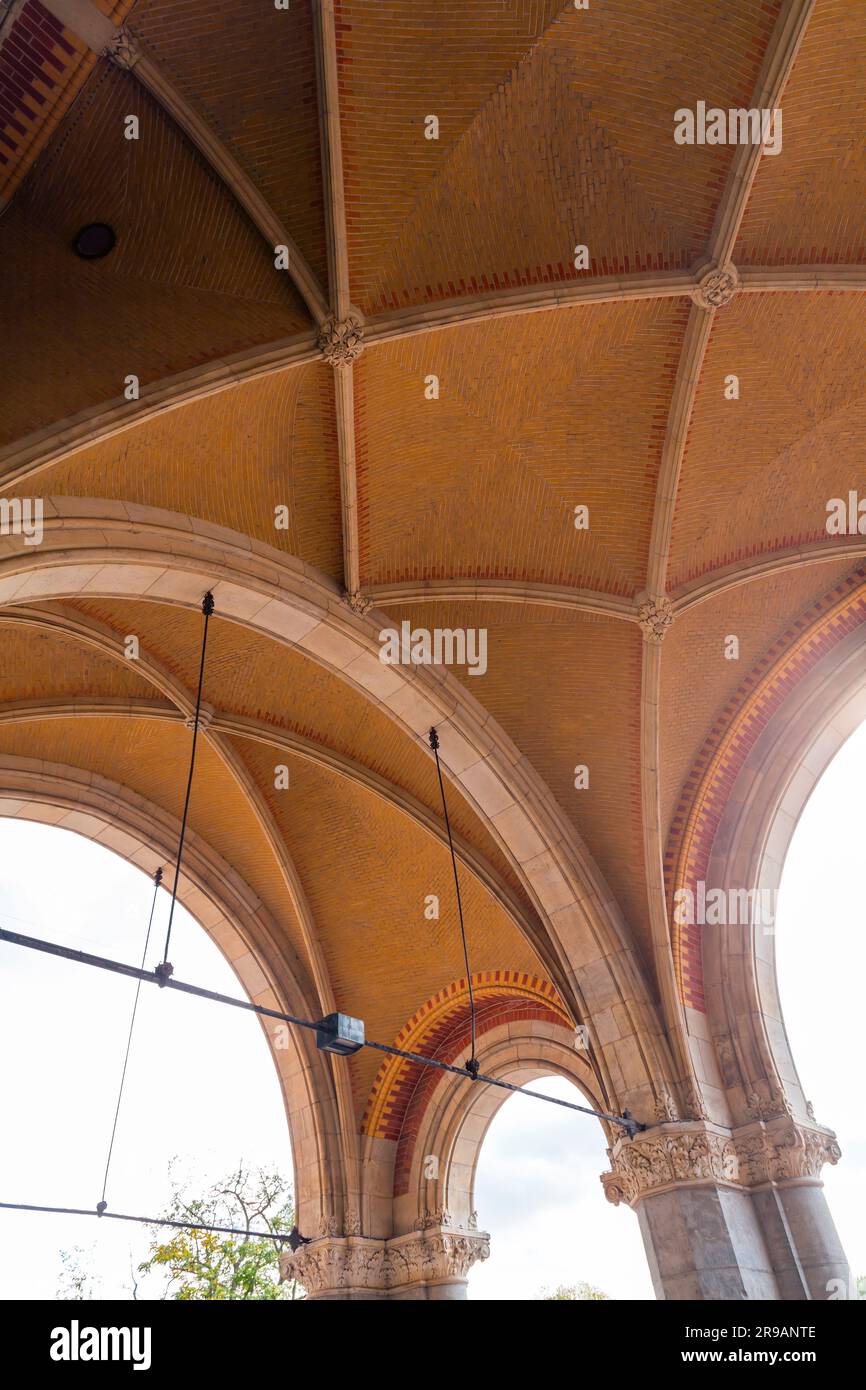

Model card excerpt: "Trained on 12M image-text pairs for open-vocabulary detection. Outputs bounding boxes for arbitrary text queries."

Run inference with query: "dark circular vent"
[73,223,116,259]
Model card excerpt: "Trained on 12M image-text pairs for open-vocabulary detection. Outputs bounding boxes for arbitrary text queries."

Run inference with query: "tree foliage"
[138,1164,300,1301]
[540,1281,609,1301]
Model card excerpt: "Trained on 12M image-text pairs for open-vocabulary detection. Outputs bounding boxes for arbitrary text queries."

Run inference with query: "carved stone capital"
[652,1088,680,1124]
[278,1224,489,1297]
[636,593,673,643]
[601,1125,737,1207]
[279,1237,386,1296]
[344,589,372,616]
[103,26,142,71]
[744,1080,794,1122]
[735,1119,842,1186]
[601,1119,841,1207]
[692,263,740,310]
[414,1207,455,1231]
[387,1226,490,1287]
[318,316,364,367]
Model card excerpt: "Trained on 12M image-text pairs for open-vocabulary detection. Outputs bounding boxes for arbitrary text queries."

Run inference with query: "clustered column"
[602,1117,848,1300]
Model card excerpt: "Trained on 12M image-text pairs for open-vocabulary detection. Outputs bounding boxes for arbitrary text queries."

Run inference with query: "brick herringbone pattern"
[357,300,686,596]
[11,366,342,576]
[58,598,534,907]
[129,0,328,288]
[337,0,781,315]
[232,740,545,1116]
[735,0,866,267]
[0,619,154,702]
[669,293,866,590]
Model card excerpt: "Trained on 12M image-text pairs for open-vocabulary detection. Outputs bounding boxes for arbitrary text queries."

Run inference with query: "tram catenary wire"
[0,924,642,1137]
[0,1200,294,1246]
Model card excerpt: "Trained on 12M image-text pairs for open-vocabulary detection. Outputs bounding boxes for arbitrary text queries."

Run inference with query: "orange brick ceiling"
[0,0,864,1119]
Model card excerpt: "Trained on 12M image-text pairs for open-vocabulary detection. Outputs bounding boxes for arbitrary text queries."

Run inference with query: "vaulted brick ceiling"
[0,0,864,1107]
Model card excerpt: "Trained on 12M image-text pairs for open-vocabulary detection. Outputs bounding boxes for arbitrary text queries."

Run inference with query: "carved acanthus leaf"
[636,593,673,643]
[601,1121,841,1207]
[279,1226,490,1295]
[318,316,364,367]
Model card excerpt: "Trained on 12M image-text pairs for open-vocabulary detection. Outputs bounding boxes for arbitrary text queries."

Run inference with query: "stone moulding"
[601,1120,841,1207]
[278,1226,490,1296]
[183,701,215,733]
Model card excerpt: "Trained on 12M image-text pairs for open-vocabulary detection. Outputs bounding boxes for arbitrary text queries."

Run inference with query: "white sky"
[0,719,863,1300]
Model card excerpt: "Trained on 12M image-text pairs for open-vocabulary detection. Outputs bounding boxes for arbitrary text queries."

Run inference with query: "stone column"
[279,1224,489,1301]
[602,1119,847,1301]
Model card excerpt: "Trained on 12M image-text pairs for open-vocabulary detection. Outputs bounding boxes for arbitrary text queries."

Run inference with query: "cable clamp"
[154,961,174,988]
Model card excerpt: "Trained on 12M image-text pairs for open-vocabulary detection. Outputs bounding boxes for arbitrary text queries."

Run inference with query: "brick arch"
[361,972,572,1191]
[665,566,866,1010]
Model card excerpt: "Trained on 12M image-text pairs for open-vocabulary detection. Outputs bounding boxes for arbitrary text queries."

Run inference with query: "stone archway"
[0,501,679,1127]
[702,622,866,1133]
[281,973,606,1301]
[619,623,866,1299]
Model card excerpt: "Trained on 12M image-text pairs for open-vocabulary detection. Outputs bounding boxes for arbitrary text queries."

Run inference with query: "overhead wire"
[0,923,641,1136]
[98,866,163,1213]
[159,591,214,978]
[428,726,478,1076]
[0,1200,292,1246]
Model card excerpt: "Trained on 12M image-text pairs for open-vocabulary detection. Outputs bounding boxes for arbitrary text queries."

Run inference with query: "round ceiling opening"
[73,223,117,259]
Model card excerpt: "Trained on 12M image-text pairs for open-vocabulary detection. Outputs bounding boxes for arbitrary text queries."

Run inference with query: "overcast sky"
[0,718,863,1300]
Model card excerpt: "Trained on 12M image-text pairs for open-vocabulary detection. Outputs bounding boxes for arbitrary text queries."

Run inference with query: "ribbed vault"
[0,0,864,1269]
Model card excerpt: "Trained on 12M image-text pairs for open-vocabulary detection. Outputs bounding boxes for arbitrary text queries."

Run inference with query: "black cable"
[160,591,215,975]
[428,727,478,1077]
[0,1201,291,1246]
[0,924,641,1135]
[362,1036,627,1124]
[99,867,163,1211]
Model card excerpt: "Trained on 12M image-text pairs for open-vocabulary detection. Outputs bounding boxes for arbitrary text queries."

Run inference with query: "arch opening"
[465,1072,654,1301]
[0,769,345,1244]
[0,817,298,1299]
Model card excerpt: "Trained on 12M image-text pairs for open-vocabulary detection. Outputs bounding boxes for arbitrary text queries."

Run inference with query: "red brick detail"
[389,994,567,1197]
[361,972,571,1147]
[665,569,866,1010]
